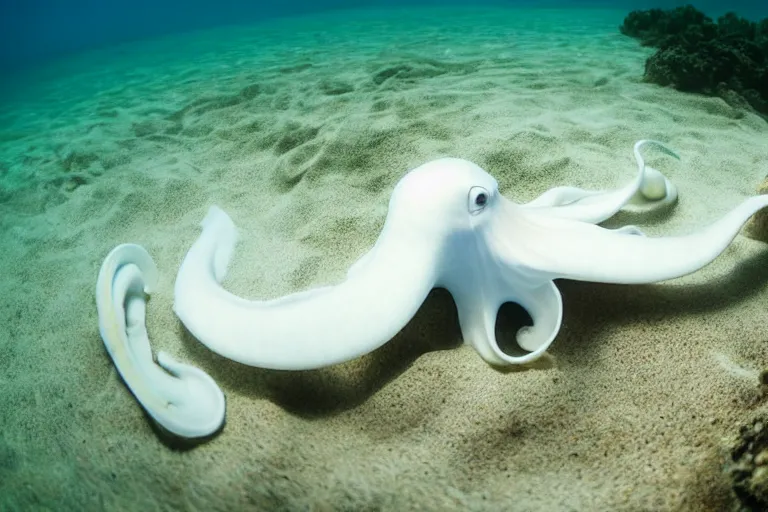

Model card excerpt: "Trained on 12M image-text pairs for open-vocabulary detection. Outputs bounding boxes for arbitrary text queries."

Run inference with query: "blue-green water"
[1,3,768,511]
[2,0,766,72]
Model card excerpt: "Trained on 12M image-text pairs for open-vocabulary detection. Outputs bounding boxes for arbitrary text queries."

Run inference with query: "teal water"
[2,1,766,72]
[1,4,768,511]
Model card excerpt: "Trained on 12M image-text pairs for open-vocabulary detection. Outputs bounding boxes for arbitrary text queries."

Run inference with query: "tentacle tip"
[639,166,669,201]
[630,173,678,214]
[201,205,237,237]
[516,326,554,354]
[198,205,239,282]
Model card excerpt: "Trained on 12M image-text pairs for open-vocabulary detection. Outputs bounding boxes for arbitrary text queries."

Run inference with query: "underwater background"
[2,0,768,511]
[2,0,767,72]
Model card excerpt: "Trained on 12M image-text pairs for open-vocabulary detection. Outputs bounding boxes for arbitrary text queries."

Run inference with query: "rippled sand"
[1,7,767,511]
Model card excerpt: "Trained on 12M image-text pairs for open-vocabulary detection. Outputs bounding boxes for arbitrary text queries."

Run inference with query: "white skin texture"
[96,244,225,439]
[171,140,768,369]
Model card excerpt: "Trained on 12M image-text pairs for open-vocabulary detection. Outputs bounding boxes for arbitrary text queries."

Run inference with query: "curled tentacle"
[524,139,679,223]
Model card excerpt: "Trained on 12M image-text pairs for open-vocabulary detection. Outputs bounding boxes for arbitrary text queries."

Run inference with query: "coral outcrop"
[728,416,768,511]
[620,5,768,116]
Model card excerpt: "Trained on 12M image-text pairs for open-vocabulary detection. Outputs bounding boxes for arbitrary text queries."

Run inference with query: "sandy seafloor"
[1,6,768,511]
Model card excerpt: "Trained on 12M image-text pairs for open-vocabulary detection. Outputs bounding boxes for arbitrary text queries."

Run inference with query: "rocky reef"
[728,415,768,511]
[620,5,768,115]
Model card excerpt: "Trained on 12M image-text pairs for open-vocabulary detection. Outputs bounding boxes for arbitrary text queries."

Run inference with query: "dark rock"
[728,417,768,511]
[620,5,768,116]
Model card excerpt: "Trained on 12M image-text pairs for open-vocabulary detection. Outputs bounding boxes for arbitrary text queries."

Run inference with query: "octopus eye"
[468,186,490,214]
